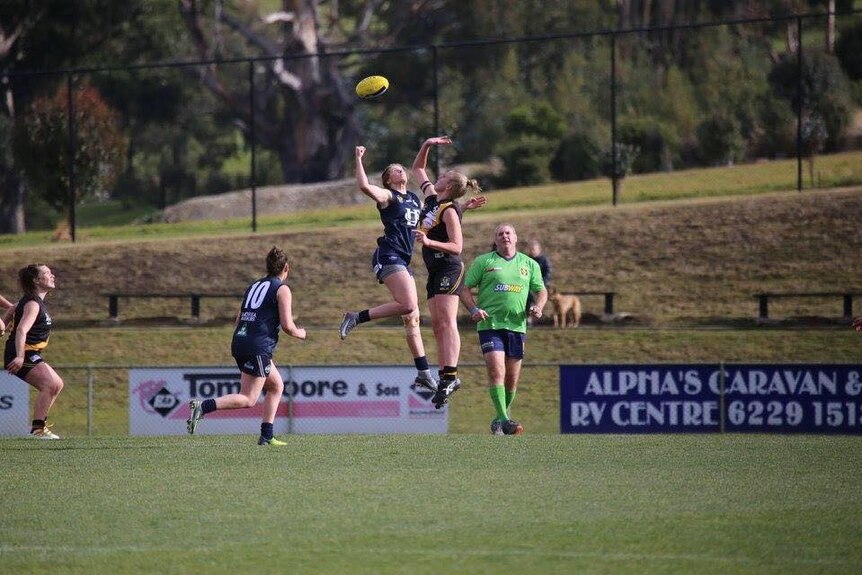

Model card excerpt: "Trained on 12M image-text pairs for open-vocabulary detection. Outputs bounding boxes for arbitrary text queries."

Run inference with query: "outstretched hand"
[426,136,452,146]
[463,195,487,211]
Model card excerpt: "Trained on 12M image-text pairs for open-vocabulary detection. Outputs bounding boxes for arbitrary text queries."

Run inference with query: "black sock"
[201,399,217,415]
[31,419,45,432]
[414,356,430,372]
[358,310,371,323]
[260,422,274,440]
[441,366,458,380]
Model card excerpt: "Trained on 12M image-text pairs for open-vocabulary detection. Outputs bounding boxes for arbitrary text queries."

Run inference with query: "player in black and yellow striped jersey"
[412,136,486,409]
[3,264,64,439]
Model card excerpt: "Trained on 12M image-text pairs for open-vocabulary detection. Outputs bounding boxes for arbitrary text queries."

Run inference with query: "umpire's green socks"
[489,385,508,422]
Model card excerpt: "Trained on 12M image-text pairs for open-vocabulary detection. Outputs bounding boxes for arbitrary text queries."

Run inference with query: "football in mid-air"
[355,75,389,99]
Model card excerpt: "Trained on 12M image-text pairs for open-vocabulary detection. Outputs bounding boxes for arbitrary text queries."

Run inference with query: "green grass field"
[2,434,860,575]
[2,152,861,574]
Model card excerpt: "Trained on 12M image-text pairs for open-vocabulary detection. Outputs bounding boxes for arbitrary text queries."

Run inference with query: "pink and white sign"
[129,365,448,435]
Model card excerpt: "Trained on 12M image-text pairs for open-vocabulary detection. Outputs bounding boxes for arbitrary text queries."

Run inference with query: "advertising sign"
[561,364,862,434]
[0,372,30,436]
[560,365,720,433]
[130,365,447,435]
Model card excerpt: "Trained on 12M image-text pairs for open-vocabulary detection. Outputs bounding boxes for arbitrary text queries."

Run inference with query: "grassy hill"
[2,186,860,327]
[2,168,861,436]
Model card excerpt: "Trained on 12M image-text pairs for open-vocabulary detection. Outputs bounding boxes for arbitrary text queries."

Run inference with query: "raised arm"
[355,146,392,206]
[412,136,452,197]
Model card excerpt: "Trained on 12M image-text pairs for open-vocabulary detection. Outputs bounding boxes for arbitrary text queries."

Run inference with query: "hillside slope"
[1,187,860,326]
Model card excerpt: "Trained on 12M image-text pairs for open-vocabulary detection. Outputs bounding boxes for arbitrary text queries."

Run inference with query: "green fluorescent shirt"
[464,250,545,333]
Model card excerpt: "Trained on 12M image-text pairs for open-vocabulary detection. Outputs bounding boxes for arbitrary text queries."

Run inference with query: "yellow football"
[355,75,389,99]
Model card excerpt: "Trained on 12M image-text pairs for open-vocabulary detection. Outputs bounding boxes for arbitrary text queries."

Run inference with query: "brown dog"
[549,288,581,328]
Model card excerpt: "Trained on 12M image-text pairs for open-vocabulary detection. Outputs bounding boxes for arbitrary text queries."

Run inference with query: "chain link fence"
[0,363,562,437]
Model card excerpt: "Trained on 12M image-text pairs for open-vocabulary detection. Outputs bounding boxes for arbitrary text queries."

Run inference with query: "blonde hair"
[444,170,481,200]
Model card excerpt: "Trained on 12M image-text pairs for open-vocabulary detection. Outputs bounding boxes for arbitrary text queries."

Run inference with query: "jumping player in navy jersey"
[339,145,440,392]
[412,136,486,408]
[4,264,65,439]
[187,246,306,445]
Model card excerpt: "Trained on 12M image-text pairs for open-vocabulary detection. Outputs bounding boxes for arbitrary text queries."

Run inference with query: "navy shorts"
[233,354,273,377]
[478,329,526,359]
[426,261,465,300]
[3,349,46,381]
[372,249,412,283]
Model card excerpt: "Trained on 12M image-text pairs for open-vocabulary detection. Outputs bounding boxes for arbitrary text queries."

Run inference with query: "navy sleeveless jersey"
[231,277,283,356]
[419,195,463,271]
[4,293,53,353]
[376,188,422,263]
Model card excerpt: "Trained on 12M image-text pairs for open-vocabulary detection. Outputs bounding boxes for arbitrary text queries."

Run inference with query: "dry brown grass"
[1,187,860,327]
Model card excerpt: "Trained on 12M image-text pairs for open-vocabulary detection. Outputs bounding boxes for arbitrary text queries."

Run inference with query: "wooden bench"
[567,291,617,316]
[104,293,243,320]
[754,292,861,322]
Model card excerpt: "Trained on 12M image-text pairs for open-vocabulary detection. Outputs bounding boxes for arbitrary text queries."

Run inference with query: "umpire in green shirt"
[460,223,548,435]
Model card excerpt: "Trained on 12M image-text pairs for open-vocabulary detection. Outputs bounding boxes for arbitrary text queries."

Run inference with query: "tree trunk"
[0,165,26,234]
[825,0,835,53]
[179,0,360,184]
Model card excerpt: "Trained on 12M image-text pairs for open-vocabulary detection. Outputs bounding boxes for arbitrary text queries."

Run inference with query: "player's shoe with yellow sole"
[187,400,203,435]
[258,436,287,446]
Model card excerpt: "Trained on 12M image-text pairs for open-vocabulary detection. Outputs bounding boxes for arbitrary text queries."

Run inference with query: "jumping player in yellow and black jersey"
[412,136,486,409]
[4,264,65,439]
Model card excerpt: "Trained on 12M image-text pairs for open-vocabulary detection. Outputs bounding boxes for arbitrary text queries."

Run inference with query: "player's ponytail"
[18,264,45,296]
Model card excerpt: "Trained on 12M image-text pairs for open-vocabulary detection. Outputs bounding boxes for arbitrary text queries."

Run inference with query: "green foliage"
[754,94,796,158]
[493,103,565,187]
[12,82,126,214]
[550,131,602,182]
[834,20,862,81]
[697,111,745,166]
[617,116,679,173]
[767,50,854,150]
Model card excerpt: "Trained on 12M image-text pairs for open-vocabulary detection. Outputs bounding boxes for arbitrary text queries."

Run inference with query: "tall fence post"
[66,73,77,242]
[432,45,440,176]
[610,32,618,207]
[285,364,294,434]
[249,60,258,232]
[719,361,726,434]
[796,16,803,193]
[87,366,94,436]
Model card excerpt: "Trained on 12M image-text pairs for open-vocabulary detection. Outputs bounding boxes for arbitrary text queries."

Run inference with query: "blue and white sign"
[722,364,862,433]
[561,364,862,434]
[560,365,720,433]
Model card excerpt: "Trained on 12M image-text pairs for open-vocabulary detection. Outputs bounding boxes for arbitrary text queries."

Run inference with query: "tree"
[768,49,853,150]
[177,0,363,183]
[13,82,126,221]
[493,103,565,187]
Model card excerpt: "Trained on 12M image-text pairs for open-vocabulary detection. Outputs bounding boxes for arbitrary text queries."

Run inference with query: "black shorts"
[233,354,273,377]
[3,348,45,381]
[426,261,465,300]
